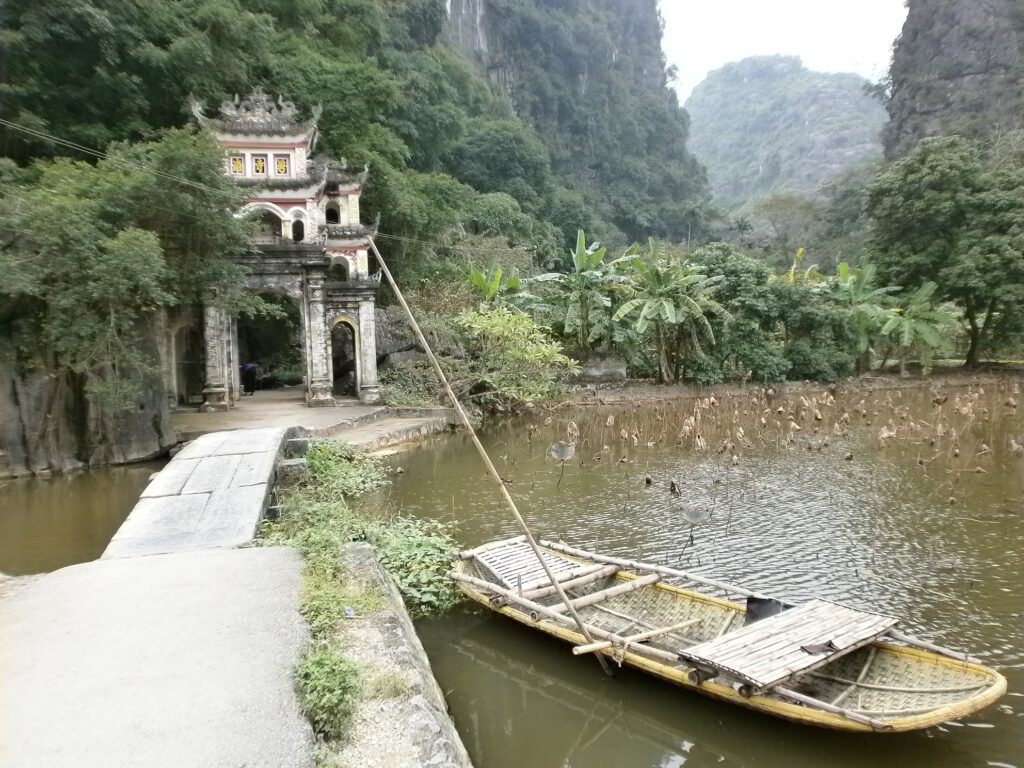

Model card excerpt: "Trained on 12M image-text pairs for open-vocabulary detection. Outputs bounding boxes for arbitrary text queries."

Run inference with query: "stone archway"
[330,318,358,397]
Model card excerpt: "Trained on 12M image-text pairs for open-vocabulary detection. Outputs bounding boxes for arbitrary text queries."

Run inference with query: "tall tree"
[866,136,1024,366]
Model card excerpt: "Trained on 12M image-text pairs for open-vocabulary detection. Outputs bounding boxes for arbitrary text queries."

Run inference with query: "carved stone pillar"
[305,274,335,407]
[357,299,380,403]
[200,305,230,412]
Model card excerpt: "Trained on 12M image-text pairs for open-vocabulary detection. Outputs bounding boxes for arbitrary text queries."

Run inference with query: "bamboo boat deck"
[677,599,899,693]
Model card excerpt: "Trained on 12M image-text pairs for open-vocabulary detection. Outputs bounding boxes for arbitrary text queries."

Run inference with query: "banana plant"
[881,282,957,376]
[527,230,626,351]
[830,262,899,373]
[613,238,728,383]
[464,262,526,305]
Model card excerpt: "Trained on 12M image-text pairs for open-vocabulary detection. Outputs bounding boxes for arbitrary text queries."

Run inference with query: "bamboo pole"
[548,573,660,614]
[518,565,619,601]
[369,238,612,676]
[572,618,703,656]
[773,687,893,731]
[886,631,980,664]
[539,539,771,600]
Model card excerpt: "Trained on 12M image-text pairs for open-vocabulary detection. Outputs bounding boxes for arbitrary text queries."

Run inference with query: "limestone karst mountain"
[684,56,887,212]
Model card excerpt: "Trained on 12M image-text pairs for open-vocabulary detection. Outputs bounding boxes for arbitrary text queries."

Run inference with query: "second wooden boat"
[449,536,1007,733]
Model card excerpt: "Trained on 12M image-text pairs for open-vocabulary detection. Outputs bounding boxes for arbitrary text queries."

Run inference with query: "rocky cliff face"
[684,56,887,212]
[885,0,1024,156]
[444,0,710,243]
[0,313,173,478]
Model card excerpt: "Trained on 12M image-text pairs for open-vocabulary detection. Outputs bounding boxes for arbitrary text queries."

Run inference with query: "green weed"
[296,647,361,741]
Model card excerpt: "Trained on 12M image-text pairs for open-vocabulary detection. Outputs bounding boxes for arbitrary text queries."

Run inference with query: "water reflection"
[368,382,1023,768]
[0,463,161,574]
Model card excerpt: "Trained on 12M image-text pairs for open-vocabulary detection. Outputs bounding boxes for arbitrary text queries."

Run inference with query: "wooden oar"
[370,238,613,676]
[573,618,702,656]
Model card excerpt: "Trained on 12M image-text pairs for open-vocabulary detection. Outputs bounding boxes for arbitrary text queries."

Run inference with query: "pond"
[363,379,1024,768]
[0,463,162,575]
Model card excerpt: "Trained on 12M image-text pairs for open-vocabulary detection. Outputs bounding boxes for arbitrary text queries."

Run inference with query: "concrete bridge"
[0,408,465,768]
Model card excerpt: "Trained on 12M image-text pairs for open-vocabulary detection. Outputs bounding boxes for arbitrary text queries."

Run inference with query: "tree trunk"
[964,307,981,368]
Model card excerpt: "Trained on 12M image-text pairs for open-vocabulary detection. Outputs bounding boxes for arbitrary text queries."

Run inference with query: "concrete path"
[172,389,386,441]
[103,426,287,558]
[0,547,312,768]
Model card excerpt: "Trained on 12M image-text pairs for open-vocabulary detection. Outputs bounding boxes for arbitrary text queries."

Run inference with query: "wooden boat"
[449,535,1007,733]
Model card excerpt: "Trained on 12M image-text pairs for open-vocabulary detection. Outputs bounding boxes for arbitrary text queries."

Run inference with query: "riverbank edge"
[328,542,474,768]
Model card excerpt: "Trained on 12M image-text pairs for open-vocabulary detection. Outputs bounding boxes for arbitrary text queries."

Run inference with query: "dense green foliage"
[0,0,707,279]
[684,56,886,212]
[866,136,1024,365]
[0,130,258,406]
[262,440,461,616]
[470,0,712,245]
[296,647,361,740]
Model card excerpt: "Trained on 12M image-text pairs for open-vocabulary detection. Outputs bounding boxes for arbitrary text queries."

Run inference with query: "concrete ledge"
[0,548,313,768]
[335,543,473,768]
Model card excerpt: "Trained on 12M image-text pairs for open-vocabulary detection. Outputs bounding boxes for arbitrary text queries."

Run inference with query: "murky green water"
[364,380,1024,768]
[0,463,162,575]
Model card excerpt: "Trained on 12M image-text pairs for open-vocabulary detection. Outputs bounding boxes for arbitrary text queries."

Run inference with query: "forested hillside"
[885,0,1024,157]
[0,0,710,472]
[684,56,887,212]
[447,0,711,244]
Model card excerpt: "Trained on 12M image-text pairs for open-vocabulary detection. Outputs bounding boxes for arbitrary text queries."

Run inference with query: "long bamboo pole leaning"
[368,238,613,676]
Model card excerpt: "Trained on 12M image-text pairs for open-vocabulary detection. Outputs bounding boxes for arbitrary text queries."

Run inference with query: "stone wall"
[337,543,474,768]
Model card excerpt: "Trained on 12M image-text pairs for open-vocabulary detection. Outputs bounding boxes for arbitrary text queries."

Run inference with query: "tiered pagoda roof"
[190,88,320,137]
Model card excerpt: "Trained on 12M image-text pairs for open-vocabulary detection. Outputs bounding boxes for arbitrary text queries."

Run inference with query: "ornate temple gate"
[189,90,380,410]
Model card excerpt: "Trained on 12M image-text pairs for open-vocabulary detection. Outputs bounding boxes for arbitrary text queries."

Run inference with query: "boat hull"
[452,544,1007,733]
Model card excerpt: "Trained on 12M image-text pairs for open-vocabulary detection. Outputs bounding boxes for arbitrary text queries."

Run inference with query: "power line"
[0,118,235,197]
[1,118,545,257]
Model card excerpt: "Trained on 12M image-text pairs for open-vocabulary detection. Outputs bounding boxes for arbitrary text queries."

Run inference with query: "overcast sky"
[659,0,909,102]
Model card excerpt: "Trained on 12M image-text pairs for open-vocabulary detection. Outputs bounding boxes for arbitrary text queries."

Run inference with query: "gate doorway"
[237,294,303,393]
[331,320,357,397]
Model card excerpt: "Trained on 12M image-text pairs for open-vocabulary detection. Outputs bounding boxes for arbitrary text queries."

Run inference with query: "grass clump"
[296,647,361,740]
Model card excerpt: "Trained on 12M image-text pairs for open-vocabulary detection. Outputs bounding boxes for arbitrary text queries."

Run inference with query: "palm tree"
[613,239,727,383]
[528,230,624,351]
[881,282,957,376]
[830,262,898,374]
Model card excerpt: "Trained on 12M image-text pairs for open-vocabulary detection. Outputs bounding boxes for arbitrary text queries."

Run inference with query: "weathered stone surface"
[0,548,313,768]
[102,427,285,558]
[0,317,174,479]
[275,457,309,487]
[885,0,1024,156]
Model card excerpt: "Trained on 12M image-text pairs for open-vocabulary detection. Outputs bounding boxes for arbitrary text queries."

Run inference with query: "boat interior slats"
[677,600,899,690]
[475,541,585,588]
